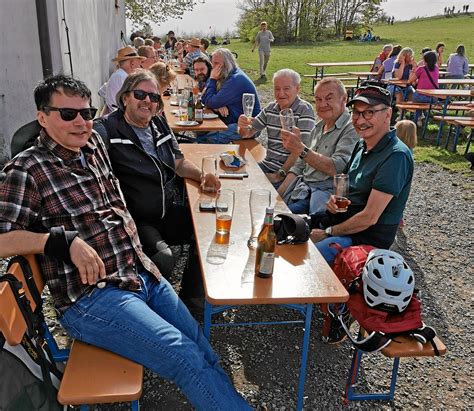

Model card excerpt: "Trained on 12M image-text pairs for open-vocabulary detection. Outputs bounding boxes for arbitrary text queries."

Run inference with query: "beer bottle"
[255,207,276,278]
[195,93,204,124]
[187,90,195,121]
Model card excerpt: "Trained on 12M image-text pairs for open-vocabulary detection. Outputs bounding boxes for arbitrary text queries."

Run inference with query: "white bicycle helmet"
[362,249,415,313]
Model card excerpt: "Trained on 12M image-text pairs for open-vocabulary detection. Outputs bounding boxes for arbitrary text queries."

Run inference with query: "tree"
[236,0,384,42]
[125,0,201,28]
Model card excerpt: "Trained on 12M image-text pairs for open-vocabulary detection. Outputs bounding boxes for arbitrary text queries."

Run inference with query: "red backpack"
[322,245,438,353]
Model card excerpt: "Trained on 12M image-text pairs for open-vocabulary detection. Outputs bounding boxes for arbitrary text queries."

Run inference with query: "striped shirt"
[0,130,160,312]
[252,96,316,172]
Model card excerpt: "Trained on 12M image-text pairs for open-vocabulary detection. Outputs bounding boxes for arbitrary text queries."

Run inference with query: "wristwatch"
[324,226,333,236]
[299,145,310,160]
[278,168,287,178]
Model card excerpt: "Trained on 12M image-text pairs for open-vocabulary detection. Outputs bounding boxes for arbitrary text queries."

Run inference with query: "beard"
[195,73,208,83]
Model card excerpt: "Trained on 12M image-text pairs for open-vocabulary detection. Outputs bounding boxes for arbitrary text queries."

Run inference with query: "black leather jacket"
[94,111,184,223]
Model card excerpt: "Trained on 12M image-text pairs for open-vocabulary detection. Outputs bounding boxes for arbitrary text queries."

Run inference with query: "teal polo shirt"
[348,129,414,225]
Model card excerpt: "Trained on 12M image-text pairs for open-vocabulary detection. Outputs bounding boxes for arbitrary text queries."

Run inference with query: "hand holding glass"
[280,108,295,131]
[242,93,255,129]
[201,156,217,192]
[216,189,235,236]
[248,189,271,249]
[334,174,349,212]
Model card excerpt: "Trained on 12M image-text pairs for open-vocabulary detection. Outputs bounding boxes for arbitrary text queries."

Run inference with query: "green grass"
[209,15,473,172]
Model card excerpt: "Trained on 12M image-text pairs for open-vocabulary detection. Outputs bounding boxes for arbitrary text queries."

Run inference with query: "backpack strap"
[423,66,439,89]
[337,313,393,352]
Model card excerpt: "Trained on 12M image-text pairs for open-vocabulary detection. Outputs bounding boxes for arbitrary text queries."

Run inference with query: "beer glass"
[248,189,271,249]
[333,174,349,212]
[215,189,235,236]
[242,93,255,118]
[201,156,217,192]
[280,108,295,131]
[178,95,188,122]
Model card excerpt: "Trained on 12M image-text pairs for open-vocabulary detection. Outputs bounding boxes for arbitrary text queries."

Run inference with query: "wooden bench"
[432,116,474,151]
[345,330,446,402]
[395,102,471,142]
[5,255,143,410]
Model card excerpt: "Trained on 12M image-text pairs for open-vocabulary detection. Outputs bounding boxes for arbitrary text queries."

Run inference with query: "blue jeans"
[288,184,332,215]
[196,123,240,144]
[315,236,353,265]
[59,271,249,411]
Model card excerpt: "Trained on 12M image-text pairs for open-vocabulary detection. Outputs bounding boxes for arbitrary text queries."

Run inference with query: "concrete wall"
[0,0,126,164]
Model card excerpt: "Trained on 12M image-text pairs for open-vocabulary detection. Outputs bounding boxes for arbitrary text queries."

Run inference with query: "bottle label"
[195,109,203,121]
[259,252,275,275]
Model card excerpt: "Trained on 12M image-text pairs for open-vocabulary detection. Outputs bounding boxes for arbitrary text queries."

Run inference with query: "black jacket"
[94,111,183,224]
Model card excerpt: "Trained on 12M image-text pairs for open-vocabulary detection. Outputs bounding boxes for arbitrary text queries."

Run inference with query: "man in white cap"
[104,46,145,113]
[181,38,206,77]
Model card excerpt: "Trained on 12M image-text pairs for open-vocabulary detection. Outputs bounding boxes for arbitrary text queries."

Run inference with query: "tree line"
[237,0,386,42]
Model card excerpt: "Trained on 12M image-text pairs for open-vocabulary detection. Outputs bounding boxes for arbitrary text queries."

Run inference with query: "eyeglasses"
[352,107,388,120]
[130,89,161,103]
[42,106,97,121]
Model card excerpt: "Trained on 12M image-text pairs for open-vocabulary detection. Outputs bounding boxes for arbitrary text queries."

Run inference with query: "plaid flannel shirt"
[0,130,160,312]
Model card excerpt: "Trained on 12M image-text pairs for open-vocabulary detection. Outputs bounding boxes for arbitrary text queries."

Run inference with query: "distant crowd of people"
[444,4,470,15]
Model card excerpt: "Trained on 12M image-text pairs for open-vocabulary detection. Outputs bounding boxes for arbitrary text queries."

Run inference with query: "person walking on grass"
[252,21,274,78]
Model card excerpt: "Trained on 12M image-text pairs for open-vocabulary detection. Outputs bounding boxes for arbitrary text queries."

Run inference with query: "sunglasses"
[130,89,161,103]
[42,106,98,121]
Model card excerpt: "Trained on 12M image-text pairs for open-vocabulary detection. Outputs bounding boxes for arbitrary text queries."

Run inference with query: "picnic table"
[306,61,373,88]
[348,71,380,87]
[416,88,474,146]
[162,95,228,133]
[180,142,349,411]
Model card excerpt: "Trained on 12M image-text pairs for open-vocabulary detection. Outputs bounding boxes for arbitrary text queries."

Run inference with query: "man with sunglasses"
[309,85,414,264]
[0,74,249,409]
[94,71,219,312]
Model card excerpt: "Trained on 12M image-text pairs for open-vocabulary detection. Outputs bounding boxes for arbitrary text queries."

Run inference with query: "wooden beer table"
[180,143,348,410]
[416,88,474,145]
[162,95,228,133]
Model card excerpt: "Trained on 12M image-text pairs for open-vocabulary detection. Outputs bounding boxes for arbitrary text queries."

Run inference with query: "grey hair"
[211,48,238,89]
[314,77,347,98]
[273,69,301,86]
[133,37,145,48]
[115,69,162,113]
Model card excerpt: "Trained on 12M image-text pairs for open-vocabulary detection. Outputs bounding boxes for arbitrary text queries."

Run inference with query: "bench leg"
[465,129,473,155]
[345,349,400,402]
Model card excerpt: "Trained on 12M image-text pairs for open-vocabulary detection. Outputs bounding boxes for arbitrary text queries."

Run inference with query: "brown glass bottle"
[255,207,276,278]
[195,93,204,124]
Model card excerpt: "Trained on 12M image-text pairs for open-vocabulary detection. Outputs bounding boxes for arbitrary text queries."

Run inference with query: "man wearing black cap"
[310,84,414,264]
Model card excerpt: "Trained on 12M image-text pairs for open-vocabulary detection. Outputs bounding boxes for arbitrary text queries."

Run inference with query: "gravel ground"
[1,86,473,409]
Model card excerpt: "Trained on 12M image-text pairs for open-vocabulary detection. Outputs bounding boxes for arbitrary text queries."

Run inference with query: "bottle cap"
[265,207,274,214]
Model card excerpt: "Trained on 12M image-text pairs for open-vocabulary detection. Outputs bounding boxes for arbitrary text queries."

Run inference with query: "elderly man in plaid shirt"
[0,74,249,410]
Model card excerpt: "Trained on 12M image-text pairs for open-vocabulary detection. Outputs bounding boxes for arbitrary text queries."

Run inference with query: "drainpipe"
[35,0,53,78]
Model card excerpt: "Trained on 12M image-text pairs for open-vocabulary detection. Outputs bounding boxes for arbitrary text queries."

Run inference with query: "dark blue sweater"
[202,68,261,124]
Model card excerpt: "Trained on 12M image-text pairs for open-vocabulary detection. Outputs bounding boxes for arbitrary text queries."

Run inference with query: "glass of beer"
[178,96,188,122]
[279,108,295,131]
[215,189,235,236]
[201,156,217,192]
[334,174,349,212]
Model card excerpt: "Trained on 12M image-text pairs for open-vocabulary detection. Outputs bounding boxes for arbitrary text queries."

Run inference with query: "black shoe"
[322,304,354,345]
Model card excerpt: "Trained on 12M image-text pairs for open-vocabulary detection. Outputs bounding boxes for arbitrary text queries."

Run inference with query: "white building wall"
[0,0,126,164]
[0,0,44,163]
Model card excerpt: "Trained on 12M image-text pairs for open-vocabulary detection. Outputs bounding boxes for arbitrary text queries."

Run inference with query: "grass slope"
[209,15,473,171]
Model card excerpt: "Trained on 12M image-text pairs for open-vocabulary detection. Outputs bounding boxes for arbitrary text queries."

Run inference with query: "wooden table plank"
[162,95,228,133]
[180,143,349,306]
